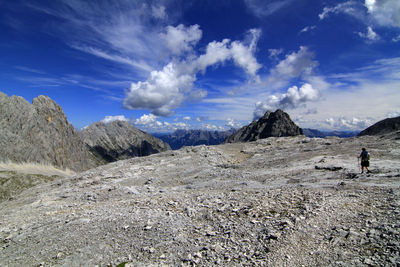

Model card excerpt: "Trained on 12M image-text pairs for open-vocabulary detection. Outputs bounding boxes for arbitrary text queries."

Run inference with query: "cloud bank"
[124,27,261,116]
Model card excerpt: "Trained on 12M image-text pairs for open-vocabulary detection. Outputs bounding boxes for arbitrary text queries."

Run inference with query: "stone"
[0,92,97,171]
[80,120,171,163]
[225,109,302,143]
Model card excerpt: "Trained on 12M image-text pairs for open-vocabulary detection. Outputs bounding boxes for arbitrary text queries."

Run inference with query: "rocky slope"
[1,131,399,266]
[358,116,400,136]
[80,120,171,163]
[159,129,236,150]
[0,92,97,172]
[225,109,302,143]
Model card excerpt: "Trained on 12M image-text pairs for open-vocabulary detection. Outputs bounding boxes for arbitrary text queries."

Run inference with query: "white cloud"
[393,34,400,42]
[160,24,202,55]
[365,0,400,27]
[226,118,243,129]
[319,1,361,20]
[124,62,196,116]
[271,46,318,79]
[358,26,380,41]
[244,0,295,18]
[253,83,320,119]
[183,116,191,121]
[268,48,284,60]
[323,117,373,130]
[101,115,129,124]
[151,5,167,19]
[387,111,400,118]
[124,28,261,116]
[134,114,158,125]
[299,25,316,34]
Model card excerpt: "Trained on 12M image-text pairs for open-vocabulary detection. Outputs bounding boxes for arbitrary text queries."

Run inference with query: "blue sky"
[1,0,399,132]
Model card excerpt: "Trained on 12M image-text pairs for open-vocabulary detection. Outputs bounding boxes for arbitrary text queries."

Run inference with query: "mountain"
[303,128,359,138]
[358,116,400,136]
[0,92,97,172]
[159,129,236,150]
[80,120,171,162]
[225,109,302,143]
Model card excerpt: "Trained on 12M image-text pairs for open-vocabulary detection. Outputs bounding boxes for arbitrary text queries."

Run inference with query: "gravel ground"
[1,133,399,266]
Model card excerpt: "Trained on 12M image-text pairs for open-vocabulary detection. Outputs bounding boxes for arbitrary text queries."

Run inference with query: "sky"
[1,0,399,133]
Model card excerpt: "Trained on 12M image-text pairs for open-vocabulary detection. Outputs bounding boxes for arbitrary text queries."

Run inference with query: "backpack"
[361,151,370,161]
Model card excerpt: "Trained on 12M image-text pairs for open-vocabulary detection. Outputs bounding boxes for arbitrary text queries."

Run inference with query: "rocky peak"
[80,120,171,162]
[225,109,302,143]
[0,92,97,171]
[358,116,400,136]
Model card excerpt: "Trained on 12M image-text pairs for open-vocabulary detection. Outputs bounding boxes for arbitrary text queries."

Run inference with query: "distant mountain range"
[157,129,236,150]
[302,128,359,138]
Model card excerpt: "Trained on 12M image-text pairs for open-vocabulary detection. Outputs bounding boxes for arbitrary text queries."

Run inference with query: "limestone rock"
[358,116,400,136]
[0,92,97,171]
[80,120,171,162]
[225,109,302,143]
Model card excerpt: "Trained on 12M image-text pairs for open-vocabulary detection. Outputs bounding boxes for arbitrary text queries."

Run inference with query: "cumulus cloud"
[101,115,129,123]
[324,117,372,130]
[124,28,261,116]
[271,46,318,79]
[253,83,320,119]
[365,0,400,27]
[134,113,158,125]
[358,26,380,41]
[160,24,202,55]
[124,62,196,116]
[226,118,243,129]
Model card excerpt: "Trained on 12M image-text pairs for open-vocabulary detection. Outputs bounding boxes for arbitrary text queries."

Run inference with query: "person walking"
[358,148,371,174]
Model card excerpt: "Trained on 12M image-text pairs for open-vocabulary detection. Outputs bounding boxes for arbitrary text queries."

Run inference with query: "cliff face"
[0,92,97,171]
[358,116,400,136]
[225,109,302,143]
[80,120,171,162]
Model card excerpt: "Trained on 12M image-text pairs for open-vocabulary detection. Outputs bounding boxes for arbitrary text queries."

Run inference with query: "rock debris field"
[1,133,400,266]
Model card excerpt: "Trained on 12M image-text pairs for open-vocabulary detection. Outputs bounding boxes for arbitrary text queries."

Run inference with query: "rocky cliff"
[159,129,236,150]
[80,120,171,162]
[0,92,97,172]
[225,109,302,143]
[358,116,400,136]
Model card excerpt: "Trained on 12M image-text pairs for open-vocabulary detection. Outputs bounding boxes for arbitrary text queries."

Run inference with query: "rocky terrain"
[225,109,302,143]
[159,129,236,150]
[0,92,97,172]
[80,121,170,163]
[1,130,399,266]
[359,116,400,136]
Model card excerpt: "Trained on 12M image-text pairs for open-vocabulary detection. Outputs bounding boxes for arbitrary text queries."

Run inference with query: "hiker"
[358,148,370,173]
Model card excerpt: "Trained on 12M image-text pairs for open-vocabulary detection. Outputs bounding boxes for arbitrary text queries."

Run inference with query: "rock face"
[0,92,97,172]
[159,129,236,150]
[80,120,171,162]
[225,109,302,143]
[358,116,400,136]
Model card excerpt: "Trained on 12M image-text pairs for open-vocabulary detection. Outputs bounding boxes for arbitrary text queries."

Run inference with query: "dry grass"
[0,161,74,177]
